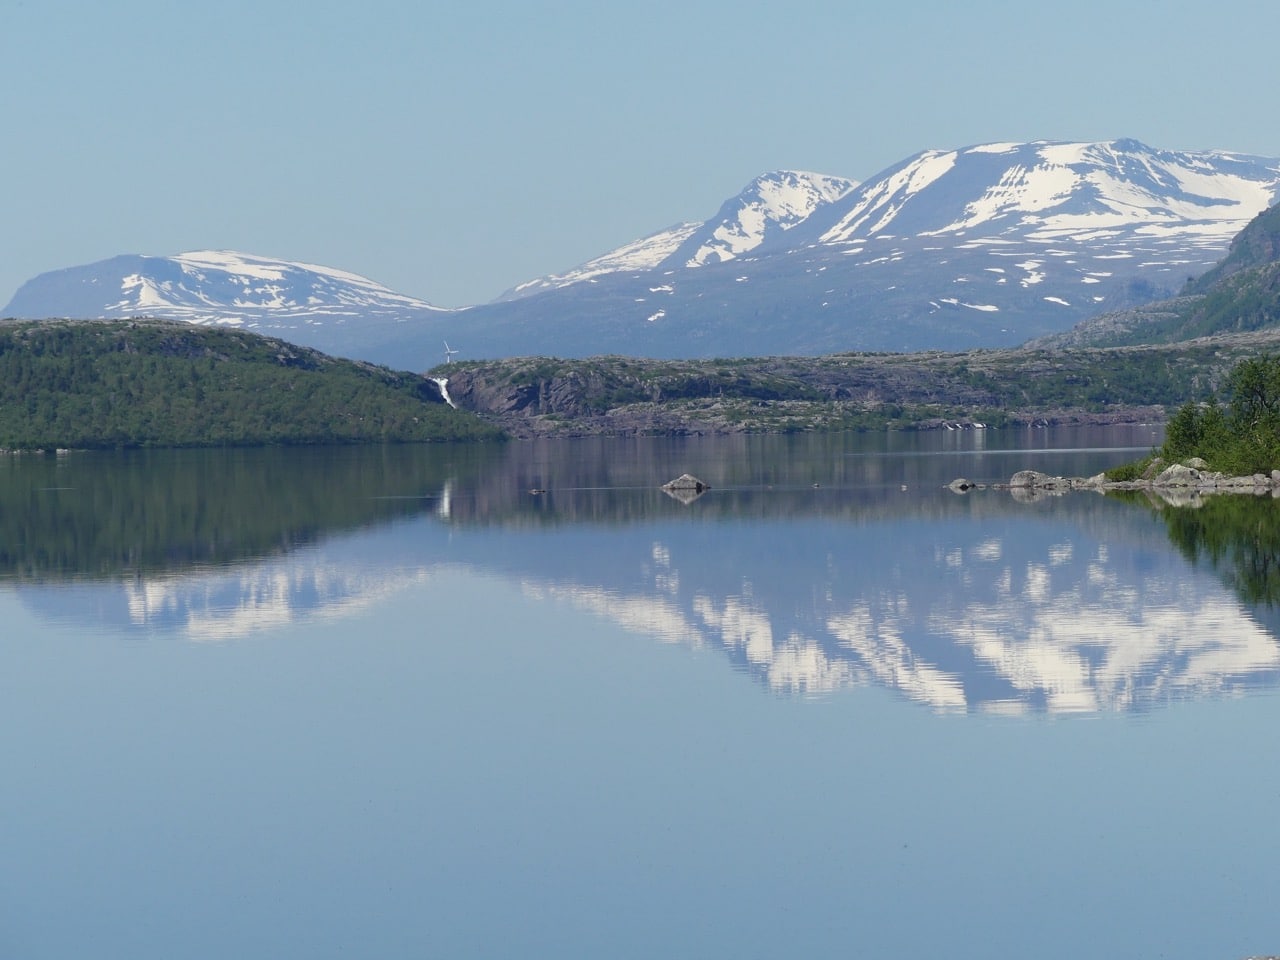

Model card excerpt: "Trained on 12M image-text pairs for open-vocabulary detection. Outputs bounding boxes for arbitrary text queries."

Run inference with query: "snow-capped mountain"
[456,140,1280,358]
[8,140,1280,364]
[504,170,857,298]
[809,138,1277,245]
[6,250,444,320]
[675,169,858,266]
[3,250,454,368]
[502,222,704,299]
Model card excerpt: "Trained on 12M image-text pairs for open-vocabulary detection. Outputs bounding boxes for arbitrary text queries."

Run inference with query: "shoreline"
[950,461,1280,505]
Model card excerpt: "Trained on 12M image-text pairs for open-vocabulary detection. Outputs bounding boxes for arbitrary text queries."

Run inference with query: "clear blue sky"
[4,0,1278,308]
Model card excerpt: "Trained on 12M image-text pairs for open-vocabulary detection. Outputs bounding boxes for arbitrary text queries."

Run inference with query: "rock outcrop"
[661,474,711,505]
[955,460,1280,505]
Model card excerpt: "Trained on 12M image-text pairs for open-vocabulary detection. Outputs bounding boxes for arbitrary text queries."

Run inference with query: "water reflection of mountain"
[16,541,447,641]
[10,431,1279,713]
[444,497,1280,713]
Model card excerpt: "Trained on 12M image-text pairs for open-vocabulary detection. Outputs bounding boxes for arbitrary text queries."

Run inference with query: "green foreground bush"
[1157,354,1280,474]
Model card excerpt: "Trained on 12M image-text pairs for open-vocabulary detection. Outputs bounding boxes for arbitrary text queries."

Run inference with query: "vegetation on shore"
[1159,354,1280,474]
[0,319,504,449]
[8,313,1280,448]
[1102,354,1280,481]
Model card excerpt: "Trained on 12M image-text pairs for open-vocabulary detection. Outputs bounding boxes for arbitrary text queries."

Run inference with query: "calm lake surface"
[3,426,1279,959]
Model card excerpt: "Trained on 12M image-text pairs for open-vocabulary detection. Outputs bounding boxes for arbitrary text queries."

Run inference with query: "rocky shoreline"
[950,458,1280,505]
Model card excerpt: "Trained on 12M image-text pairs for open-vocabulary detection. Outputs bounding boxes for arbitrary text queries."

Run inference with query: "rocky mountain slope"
[1030,202,1280,348]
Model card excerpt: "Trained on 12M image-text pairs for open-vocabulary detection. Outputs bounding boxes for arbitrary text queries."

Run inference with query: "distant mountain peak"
[2,250,456,370]
[452,139,1280,358]
[10,139,1280,364]
[4,249,448,324]
[504,169,858,298]
[681,169,859,267]
[503,223,703,300]
[818,138,1280,246]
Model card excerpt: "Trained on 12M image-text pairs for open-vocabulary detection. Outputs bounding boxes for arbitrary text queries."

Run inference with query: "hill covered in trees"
[0,319,503,449]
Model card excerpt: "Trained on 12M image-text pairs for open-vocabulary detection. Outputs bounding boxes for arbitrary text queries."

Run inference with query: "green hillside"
[0,319,504,449]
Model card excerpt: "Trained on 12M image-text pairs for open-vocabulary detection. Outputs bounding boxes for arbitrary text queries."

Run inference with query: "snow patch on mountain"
[505,222,702,298]
[821,150,958,243]
[684,170,858,267]
[813,140,1280,250]
[5,250,448,327]
[158,250,440,312]
[503,171,856,299]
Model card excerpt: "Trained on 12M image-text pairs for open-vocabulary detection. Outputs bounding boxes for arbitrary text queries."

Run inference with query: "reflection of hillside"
[1155,496,1280,607]
[0,429,1158,584]
[0,446,499,581]
[440,428,1161,527]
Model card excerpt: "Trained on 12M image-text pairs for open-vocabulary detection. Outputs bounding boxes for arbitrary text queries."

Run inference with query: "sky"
[4,0,1280,309]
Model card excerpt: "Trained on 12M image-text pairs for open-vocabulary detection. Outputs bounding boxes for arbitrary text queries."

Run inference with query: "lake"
[2,427,1278,959]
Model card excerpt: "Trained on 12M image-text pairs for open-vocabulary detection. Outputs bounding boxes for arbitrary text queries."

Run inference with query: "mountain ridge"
[8,139,1280,364]
[501,169,858,299]
[438,138,1280,359]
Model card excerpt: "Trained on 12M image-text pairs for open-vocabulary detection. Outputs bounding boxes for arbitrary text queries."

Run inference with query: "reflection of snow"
[509,520,1280,713]
[695,593,857,694]
[932,547,1280,713]
[70,508,1280,714]
[522,582,702,647]
[829,603,967,711]
[123,562,433,642]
